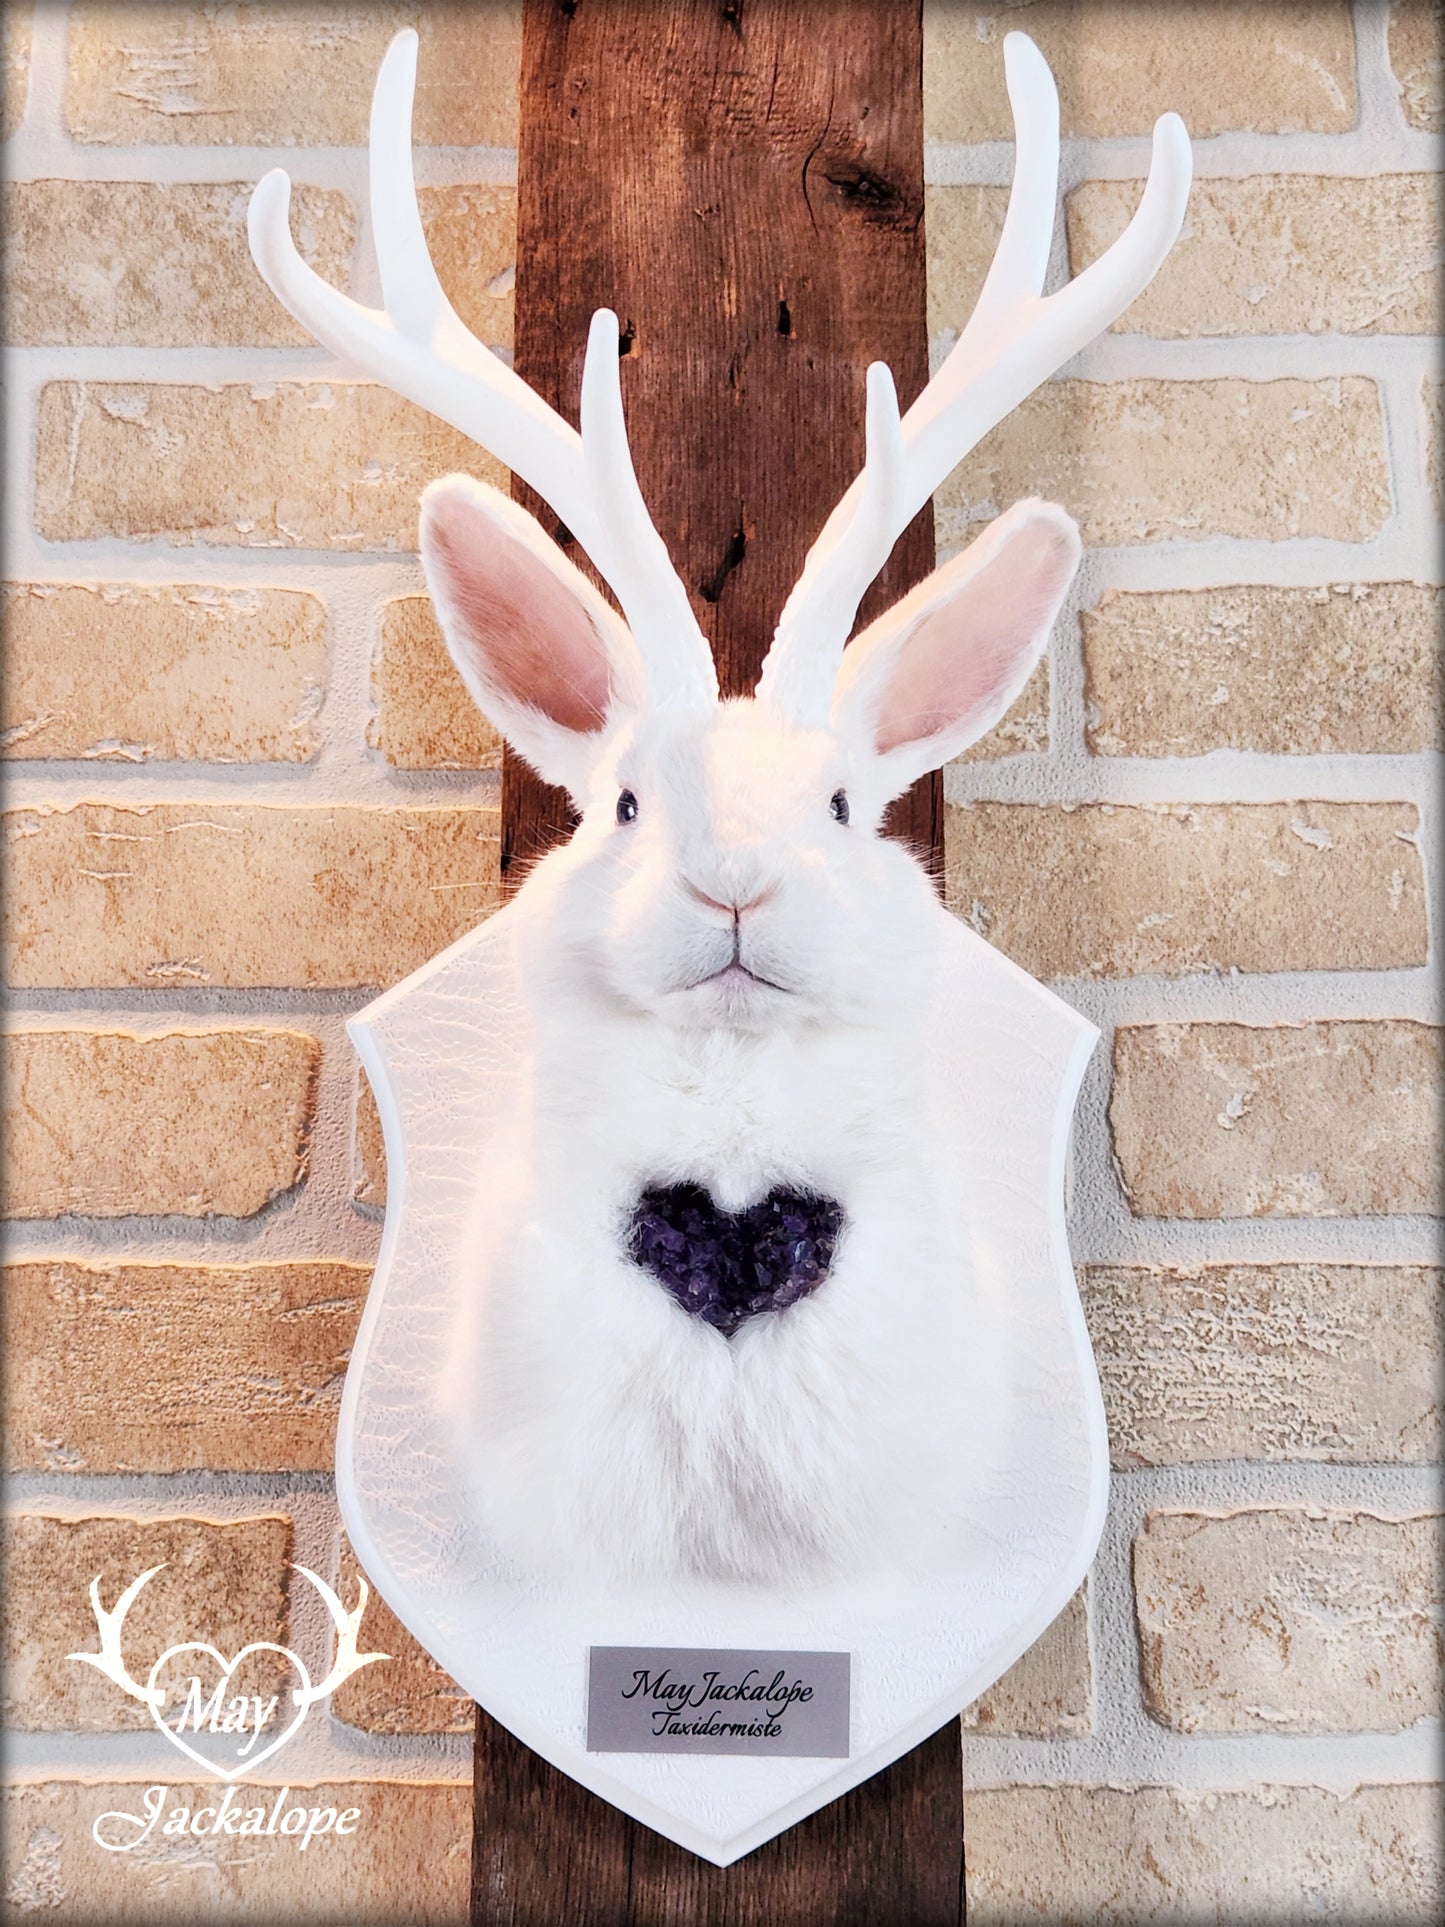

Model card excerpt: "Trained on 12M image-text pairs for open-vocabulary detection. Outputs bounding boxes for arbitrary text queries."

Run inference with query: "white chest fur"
[447,1010,985,1586]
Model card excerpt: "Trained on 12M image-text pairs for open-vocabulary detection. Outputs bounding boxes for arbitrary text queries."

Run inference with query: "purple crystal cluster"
[627,1183,845,1338]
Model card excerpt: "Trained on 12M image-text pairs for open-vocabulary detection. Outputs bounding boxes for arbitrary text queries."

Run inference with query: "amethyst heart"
[627,1184,845,1338]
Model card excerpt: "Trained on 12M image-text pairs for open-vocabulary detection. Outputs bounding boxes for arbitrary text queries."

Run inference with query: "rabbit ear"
[830,499,1080,799]
[419,475,647,797]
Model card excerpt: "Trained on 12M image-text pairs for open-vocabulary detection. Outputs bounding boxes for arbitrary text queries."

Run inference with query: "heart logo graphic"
[69,1562,386,1785]
[628,1184,845,1337]
[147,1641,311,1782]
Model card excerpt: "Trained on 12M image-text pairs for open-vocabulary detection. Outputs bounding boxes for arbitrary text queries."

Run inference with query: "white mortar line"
[926,127,1445,180]
[3,1730,474,1788]
[8,142,515,190]
[925,128,1443,188]
[944,754,1442,804]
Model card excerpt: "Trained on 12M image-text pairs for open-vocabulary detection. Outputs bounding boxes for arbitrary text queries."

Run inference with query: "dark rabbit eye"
[829,789,849,825]
[616,788,639,825]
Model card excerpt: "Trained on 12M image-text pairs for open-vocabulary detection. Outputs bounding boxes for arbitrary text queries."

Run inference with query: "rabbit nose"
[683,879,773,918]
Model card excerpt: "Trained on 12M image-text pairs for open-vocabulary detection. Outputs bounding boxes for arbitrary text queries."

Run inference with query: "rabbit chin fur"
[443,698,1016,1589]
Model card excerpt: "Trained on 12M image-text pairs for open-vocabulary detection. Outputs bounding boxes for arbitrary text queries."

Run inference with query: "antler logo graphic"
[69,1563,388,1782]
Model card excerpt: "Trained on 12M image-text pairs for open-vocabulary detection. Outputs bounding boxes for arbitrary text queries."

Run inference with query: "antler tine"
[248,30,713,700]
[1035,108,1192,355]
[246,54,584,520]
[758,362,904,718]
[368,28,448,341]
[966,31,1060,334]
[581,309,719,701]
[902,93,1191,498]
[757,29,1191,728]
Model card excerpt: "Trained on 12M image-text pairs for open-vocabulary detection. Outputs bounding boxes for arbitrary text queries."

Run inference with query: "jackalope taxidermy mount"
[250,30,1189,1588]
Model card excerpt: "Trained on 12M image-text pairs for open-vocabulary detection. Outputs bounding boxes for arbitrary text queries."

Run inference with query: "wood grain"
[484,1,960,1918]
[502,0,942,884]
[473,1705,964,1924]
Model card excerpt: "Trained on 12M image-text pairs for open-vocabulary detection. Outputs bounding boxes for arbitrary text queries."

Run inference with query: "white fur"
[421,479,1081,1586]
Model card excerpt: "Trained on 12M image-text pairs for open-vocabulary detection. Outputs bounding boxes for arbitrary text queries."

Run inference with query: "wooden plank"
[473,1704,964,1925]
[502,0,941,881]
[471,1708,633,1923]
[484,1,959,1919]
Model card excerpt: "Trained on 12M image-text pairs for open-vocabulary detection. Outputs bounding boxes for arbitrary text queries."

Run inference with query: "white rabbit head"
[420,475,1080,1034]
[250,26,1186,1025]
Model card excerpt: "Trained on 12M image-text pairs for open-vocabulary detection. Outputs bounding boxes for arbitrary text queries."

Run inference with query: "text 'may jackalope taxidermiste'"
[249,26,1190,1861]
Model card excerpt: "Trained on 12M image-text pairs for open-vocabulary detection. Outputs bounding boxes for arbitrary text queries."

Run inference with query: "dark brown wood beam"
[472,1712,964,1924]
[485,2,959,1919]
[501,0,942,885]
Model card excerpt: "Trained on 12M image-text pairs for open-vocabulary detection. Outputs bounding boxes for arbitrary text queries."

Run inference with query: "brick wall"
[1,5,516,1920]
[2,2,1439,1921]
[925,2,1443,1919]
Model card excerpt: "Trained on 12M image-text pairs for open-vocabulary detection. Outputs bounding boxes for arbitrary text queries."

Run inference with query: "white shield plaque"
[343,894,1102,1864]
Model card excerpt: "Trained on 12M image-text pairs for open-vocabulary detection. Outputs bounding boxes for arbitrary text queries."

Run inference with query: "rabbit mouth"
[692,961,791,994]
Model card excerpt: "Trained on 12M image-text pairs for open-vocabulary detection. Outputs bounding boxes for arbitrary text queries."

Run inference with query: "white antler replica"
[250,27,1189,726]
[757,32,1192,723]
[248,29,714,711]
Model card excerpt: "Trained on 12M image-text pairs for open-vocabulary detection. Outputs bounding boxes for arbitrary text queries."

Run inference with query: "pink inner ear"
[875,519,1075,754]
[427,495,613,735]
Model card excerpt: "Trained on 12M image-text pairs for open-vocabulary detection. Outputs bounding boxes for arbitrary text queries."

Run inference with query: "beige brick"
[923,2,1356,140]
[1,1027,319,1220]
[1084,1264,1444,1468]
[966,659,1050,759]
[925,184,1008,339]
[1111,1021,1442,1219]
[2,1261,368,1475]
[929,544,1049,754]
[371,596,503,770]
[1424,376,1444,521]
[353,1070,387,1209]
[333,1540,471,1736]
[66,1,519,147]
[2,1513,291,1731]
[418,184,516,349]
[1083,582,1444,757]
[1,1,29,140]
[1135,1507,1443,1734]
[1391,0,1444,131]
[937,379,1389,547]
[1067,175,1442,337]
[963,1783,1441,1924]
[945,801,1424,978]
[4,803,501,990]
[34,381,505,551]
[2,1779,471,1923]
[4,180,354,348]
[2,582,329,764]
[962,1585,1091,1737]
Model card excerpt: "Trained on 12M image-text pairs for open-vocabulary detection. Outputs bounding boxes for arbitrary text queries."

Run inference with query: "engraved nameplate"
[587,1646,850,1757]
